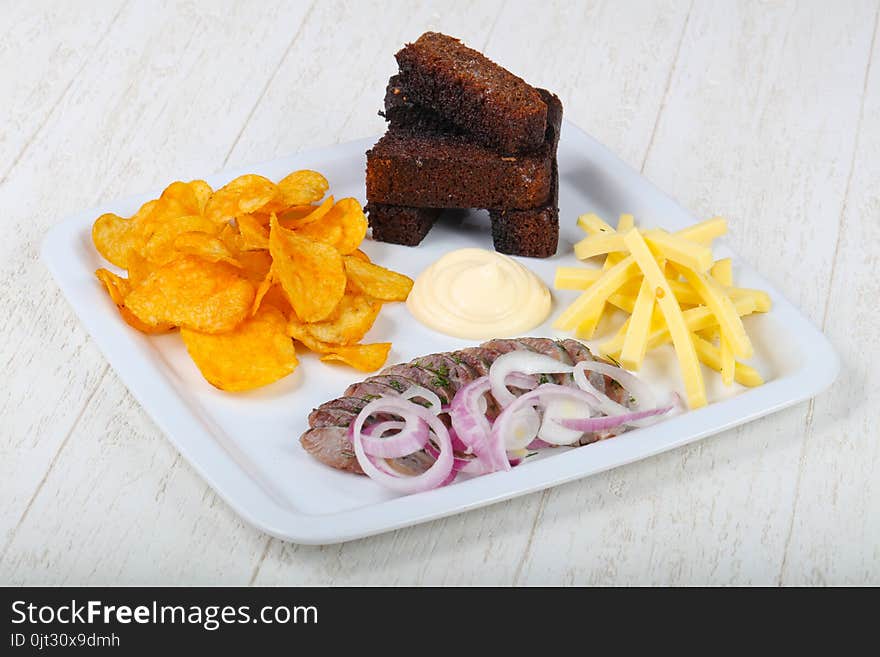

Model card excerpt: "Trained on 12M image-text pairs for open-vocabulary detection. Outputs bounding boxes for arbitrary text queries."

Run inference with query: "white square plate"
[42,121,839,544]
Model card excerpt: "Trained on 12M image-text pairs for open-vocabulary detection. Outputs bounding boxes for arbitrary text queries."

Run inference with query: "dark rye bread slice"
[490,161,559,258]
[363,202,441,246]
[381,74,461,134]
[366,87,562,210]
[395,32,547,154]
[366,163,558,256]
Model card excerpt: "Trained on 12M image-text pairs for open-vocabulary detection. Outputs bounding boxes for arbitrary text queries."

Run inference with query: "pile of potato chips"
[92,171,412,391]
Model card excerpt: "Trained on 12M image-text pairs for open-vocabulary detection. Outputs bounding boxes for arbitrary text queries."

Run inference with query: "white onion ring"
[489,352,575,407]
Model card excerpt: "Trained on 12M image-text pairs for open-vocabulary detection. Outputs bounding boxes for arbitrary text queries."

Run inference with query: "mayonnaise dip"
[406,248,552,339]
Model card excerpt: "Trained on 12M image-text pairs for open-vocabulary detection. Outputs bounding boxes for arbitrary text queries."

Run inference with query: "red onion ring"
[351,396,454,494]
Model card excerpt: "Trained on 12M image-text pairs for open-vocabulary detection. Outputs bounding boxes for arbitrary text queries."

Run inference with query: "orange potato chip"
[142,214,219,265]
[125,251,152,287]
[159,180,213,216]
[349,248,371,263]
[286,320,389,371]
[302,293,381,345]
[269,215,346,322]
[279,195,334,230]
[343,256,413,301]
[95,268,173,334]
[320,344,391,372]
[173,232,241,267]
[204,174,281,223]
[190,180,213,214]
[276,204,317,225]
[124,256,254,333]
[181,304,298,391]
[236,213,270,250]
[92,213,143,268]
[277,170,329,207]
[295,197,367,255]
[252,277,292,318]
[251,270,274,315]
[235,249,272,282]
[130,199,159,223]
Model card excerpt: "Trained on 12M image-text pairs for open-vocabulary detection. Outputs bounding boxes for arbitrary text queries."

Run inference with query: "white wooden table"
[2,0,877,586]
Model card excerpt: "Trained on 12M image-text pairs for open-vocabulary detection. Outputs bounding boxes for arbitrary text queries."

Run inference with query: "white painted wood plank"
[2,375,267,585]
[516,0,876,585]
[0,0,313,578]
[0,0,126,179]
[251,0,691,585]
[781,10,880,585]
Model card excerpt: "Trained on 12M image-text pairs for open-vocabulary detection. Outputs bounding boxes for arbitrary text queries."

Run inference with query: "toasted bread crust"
[394,32,547,154]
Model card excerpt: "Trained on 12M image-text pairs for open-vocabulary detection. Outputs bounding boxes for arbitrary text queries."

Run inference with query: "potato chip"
[303,293,381,345]
[142,214,219,265]
[343,256,413,301]
[236,213,270,250]
[277,170,329,207]
[173,232,241,267]
[251,270,274,315]
[295,198,367,255]
[350,248,371,263]
[125,256,254,333]
[125,251,152,287]
[181,304,297,391]
[319,344,391,371]
[279,195,334,230]
[269,215,346,322]
[286,321,389,371]
[159,180,212,216]
[235,249,273,282]
[92,213,142,268]
[190,180,213,214]
[204,174,281,223]
[95,268,173,334]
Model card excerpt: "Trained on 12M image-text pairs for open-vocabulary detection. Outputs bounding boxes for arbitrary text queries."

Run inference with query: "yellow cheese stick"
[692,334,764,387]
[711,258,733,286]
[554,267,602,290]
[729,288,772,312]
[576,309,603,339]
[675,217,728,244]
[643,229,714,272]
[674,263,753,359]
[607,290,637,314]
[599,318,631,356]
[720,333,735,385]
[617,214,635,232]
[553,257,641,330]
[577,213,615,235]
[623,229,706,409]
[644,296,756,351]
[619,276,657,370]
[602,215,634,270]
[574,232,627,260]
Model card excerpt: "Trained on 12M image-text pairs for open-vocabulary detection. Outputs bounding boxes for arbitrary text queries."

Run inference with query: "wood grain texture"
[780,6,880,585]
[1,0,877,585]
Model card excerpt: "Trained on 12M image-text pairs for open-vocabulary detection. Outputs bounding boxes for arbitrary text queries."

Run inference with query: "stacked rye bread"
[365,32,563,258]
